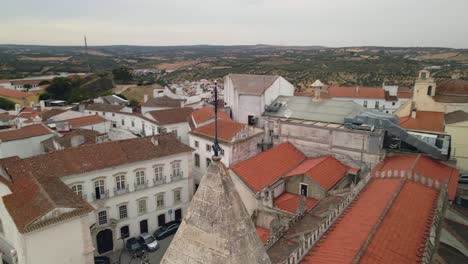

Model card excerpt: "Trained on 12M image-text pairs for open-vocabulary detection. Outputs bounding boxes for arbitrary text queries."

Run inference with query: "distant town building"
[224,74,295,126]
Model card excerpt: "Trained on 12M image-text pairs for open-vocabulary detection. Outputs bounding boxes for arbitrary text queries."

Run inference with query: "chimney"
[151,137,159,146]
[39,100,46,110]
[356,86,360,94]
[143,94,149,103]
[411,109,417,119]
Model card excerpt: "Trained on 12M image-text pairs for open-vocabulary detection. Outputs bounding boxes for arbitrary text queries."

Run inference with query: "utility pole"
[84,35,91,73]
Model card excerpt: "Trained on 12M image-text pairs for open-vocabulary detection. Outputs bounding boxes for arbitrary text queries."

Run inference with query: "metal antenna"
[212,80,221,159]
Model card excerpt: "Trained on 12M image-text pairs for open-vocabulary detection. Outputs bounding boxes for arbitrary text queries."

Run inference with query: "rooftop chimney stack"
[411,108,417,119]
[311,79,324,101]
[143,94,148,103]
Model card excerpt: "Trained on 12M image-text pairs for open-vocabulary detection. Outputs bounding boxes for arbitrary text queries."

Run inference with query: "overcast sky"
[1,0,467,48]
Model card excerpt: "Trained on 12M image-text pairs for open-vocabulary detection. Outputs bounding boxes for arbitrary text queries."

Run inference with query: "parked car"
[125,237,144,254]
[138,233,160,251]
[459,174,468,184]
[94,256,110,264]
[154,220,181,240]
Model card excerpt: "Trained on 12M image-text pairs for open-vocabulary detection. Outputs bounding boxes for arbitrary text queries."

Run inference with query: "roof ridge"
[352,178,407,262]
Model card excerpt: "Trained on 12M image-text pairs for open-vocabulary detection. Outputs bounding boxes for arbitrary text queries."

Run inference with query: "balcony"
[114,184,130,196]
[92,190,109,201]
[170,171,184,182]
[153,177,167,186]
[134,180,149,191]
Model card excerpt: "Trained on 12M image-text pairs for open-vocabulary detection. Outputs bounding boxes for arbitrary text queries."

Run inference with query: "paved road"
[107,235,174,264]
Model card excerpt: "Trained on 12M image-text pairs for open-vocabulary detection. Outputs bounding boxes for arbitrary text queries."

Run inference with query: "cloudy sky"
[1,0,467,48]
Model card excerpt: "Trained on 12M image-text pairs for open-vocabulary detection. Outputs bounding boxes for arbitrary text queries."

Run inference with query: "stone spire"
[161,159,271,263]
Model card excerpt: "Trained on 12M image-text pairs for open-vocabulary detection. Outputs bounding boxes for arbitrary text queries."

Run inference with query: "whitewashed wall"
[0,134,54,159]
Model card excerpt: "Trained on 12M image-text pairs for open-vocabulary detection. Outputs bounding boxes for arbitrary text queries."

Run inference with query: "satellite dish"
[284,109,292,118]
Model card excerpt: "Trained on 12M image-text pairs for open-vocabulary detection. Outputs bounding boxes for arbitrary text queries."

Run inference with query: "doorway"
[175,209,182,221]
[96,229,113,254]
[140,220,148,234]
[158,214,166,227]
[300,183,308,197]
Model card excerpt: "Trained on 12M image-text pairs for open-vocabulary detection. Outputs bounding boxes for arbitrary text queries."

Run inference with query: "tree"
[0,97,16,110]
[112,67,133,83]
[44,77,74,100]
[38,80,50,86]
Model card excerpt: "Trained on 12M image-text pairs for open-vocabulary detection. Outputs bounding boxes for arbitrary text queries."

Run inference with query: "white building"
[224,74,295,126]
[52,115,111,134]
[0,124,54,159]
[0,134,193,263]
[189,118,264,188]
[141,96,186,113]
[143,107,193,144]
[327,85,412,113]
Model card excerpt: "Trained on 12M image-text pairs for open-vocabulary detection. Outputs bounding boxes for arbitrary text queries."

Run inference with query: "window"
[375,101,379,109]
[131,120,135,127]
[115,175,126,191]
[154,166,164,181]
[95,112,98,115]
[172,162,181,176]
[135,170,146,186]
[206,158,211,168]
[121,119,125,126]
[194,154,200,167]
[152,126,155,135]
[206,144,211,152]
[171,129,178,137]
[156,194,165,208]
[98,211,107,225]
[119,205,128,219]
[392,102,396,106]
[427,86,433,96]
[158,214,166,226]
[363,101,368,108]
[174,189,181,203]
[138,199,147,214]
[112,113,115,117]
[194,141,199,148]
[140,220,148,234]
[94,179,105,198]
[71,184,83,196]
[0,218,4,235]
[220,148,224,156]
[421,72,427,79]
[120,226,129,239]
[300,184,308,197]
[158,127,167,134]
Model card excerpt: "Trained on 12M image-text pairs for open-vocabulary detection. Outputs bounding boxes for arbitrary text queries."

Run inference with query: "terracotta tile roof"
[434,79,468,103]
[143,96,185,108]
[303,178,403,264]
[61,115,107,128]
[445,110,468,124]
[227,74,279,95]
[0,87,34,99]
[256,226,271,244]
[397,87,413,99]
[147,107,193,125]
[399,111,445,132]
[274,192,319,214]
[191,120,244,142]
[0,124,52,142]
[40,109,67,121]
[286,156,350,190]
[85,103,125,113]
[329,86,386,99]
[0,134,192,233]
[191,106,231,125]
[0,113,16,120]
[231,142,306,192]
[10,79,43,85]
[359,181,438,264]
[372,154,459,200]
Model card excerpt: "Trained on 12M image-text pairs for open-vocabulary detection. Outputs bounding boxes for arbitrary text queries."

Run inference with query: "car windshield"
[130,242,140,249]
[159,226,167,231]
[144,236,155,244]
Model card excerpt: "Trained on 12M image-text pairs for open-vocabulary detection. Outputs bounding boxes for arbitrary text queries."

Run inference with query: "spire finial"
[212,80,221,160]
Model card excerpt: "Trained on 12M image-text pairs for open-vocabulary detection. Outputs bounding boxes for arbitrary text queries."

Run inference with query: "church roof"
[161,159,271,264]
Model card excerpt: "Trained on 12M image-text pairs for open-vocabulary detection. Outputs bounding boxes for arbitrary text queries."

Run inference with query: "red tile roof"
[231,142,306,192]
[359,181,438,264]
[286,156,350,190]
[329,86,386,99]
[147,107,193,125]
[0,113,16,120]
[0,124,52,142]
[191,106,231,125]
[256,227,271,244]
[62,115,107,128]
[191,120,244,142]
[372,154,459,200]
[303,178,403,264]
[399,111,445,132]
[11,79,43,85]
[274,192,319,214]
[0,87,34,99]
[397,87,413,99]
